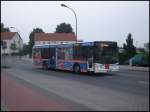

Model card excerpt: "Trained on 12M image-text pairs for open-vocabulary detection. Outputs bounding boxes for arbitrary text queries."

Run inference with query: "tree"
[10,43,17,50]
[28,28,44,57]
[55,22,74,33]
[123,33,136,61]
[10,43,18,55]
[1,23,10,32]
[22,43,30,55]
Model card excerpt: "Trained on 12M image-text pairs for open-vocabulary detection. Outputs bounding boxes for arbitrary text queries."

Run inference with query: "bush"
[119,53,128,65]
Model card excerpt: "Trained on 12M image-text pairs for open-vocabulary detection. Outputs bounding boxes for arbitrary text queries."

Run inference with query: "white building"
[1,32,23,55]
[34,33,81,46]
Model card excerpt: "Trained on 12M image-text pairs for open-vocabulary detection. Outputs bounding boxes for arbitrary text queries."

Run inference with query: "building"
[34,33,79,46]
[1,32,23,55]
[144,43,149,53]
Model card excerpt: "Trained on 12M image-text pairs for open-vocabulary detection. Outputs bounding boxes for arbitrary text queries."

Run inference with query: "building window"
[1,41,7,49]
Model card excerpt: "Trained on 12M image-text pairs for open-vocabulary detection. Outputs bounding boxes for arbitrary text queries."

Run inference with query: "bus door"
[81,43,94,70]
[88,57,93,68]
[48,47,56,69]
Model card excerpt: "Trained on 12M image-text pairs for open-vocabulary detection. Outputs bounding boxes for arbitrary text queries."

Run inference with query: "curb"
[119,66,149,72]
[128,69,149,72]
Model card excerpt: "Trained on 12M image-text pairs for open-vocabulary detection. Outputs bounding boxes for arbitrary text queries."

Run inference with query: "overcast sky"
[1,1,149,47]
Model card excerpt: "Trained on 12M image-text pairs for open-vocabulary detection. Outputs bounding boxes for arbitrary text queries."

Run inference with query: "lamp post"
[61,4,77,42]
[10,27,22,59]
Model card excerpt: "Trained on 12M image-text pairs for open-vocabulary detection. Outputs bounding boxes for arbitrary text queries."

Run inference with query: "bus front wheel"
[73,64,81,73]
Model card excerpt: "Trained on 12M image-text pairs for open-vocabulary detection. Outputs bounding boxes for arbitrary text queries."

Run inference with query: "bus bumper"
[94,63,119,73]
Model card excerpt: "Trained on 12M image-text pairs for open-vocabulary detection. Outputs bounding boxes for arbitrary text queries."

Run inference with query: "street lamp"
[10,27,22,59]
[61,4,77,42]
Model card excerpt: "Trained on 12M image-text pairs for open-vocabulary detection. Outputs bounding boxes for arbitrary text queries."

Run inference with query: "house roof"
[1,32,17,41]
[34,33,77,41]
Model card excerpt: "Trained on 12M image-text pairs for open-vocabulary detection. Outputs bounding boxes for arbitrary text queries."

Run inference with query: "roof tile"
[1,32,17,40]
[34,33,77,41]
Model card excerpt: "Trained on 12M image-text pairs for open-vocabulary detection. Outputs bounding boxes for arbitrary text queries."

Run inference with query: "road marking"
[138,81,149,85]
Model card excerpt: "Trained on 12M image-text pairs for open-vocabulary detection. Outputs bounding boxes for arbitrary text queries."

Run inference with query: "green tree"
[28,28,44,57]
[1,23,10,32]
[55,22,74,33]
[10,43,17,50]
[123,33,136,61]
[22,43,30,55]
[10,43,18,55]
[119,52,127,65]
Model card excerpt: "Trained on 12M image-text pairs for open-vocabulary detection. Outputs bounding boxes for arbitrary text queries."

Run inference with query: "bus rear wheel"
[73,64,81,73]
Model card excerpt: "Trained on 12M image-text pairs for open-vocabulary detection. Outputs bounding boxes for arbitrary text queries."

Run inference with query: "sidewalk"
[1,71,69,111]
[119,65,149,72]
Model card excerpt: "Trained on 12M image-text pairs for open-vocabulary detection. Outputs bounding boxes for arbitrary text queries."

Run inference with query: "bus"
[32,41,119,73]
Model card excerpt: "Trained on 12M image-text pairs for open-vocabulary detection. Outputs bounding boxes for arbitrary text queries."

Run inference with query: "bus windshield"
[94,42,118,64]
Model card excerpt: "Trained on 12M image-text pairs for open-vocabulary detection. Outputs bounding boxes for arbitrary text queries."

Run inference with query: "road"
[1,56,149,111]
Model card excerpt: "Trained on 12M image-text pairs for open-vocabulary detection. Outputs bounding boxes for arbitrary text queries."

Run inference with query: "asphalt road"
[1,56,149,111]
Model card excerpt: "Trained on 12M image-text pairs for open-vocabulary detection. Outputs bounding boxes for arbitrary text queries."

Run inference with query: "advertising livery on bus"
[32,41,119,73]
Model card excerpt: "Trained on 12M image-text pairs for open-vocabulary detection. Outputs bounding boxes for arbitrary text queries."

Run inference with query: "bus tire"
[73,64,81,74]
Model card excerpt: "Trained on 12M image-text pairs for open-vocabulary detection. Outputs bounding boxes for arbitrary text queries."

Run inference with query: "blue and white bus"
[32,41,119,73]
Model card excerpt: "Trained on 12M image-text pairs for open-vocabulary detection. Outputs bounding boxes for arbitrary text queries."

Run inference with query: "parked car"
[130,54,149,66]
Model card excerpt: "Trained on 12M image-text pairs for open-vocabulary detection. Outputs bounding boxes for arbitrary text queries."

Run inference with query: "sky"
[1,1,149,47]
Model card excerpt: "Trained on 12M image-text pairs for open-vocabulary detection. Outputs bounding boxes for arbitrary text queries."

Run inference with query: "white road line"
[138,81,149,85]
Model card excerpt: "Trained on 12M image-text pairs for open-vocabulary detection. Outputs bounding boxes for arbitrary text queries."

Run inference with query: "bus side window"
[73,45,82,60]
[64,47,73,60]
[57,48,65,60]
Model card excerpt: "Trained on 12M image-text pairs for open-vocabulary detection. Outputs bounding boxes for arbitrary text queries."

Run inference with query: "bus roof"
[33,41,117,48]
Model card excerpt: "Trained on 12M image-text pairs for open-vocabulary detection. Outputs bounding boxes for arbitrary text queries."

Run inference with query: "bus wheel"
[73,64,80,73]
